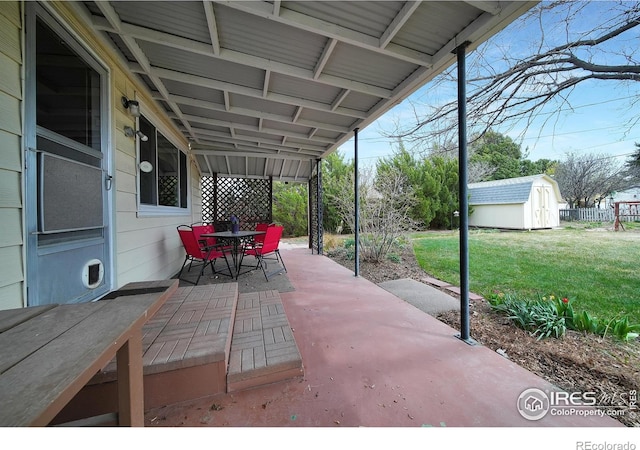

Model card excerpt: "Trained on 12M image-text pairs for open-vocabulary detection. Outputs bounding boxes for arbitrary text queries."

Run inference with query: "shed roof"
[469,174,561,205]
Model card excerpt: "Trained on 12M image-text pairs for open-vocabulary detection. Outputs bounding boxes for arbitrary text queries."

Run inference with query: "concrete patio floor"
[145,247,622,428]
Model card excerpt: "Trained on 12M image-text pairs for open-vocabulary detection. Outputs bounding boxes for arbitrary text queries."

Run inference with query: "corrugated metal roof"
[80,0,536,181]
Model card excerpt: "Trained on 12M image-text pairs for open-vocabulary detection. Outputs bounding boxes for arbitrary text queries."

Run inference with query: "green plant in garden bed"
[488,292,567,340]
[487,292,640,342]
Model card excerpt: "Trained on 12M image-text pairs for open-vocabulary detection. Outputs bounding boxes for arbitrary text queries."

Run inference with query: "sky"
[336,1,640,169]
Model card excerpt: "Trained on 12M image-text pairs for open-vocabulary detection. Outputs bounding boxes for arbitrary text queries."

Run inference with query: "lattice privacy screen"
[201,175,272,231]
[158,176,178,207]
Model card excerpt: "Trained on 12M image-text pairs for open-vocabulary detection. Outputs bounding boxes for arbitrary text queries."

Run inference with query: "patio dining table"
[202,230,265,279]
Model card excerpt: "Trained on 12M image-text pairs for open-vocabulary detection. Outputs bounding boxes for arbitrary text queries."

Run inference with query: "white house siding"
[613,186,640,203]
[0,3,203,310]
[469,204,526,230]
[107,46,199,287]
[0,2,24,310]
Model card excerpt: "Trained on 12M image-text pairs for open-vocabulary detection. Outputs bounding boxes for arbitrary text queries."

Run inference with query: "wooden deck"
[53,282,303,424]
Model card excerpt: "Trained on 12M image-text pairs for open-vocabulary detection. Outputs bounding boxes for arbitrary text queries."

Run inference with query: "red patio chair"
[192,222,234,252]
[239,225,287,281]
[176,225,232,285]
[253,222,273,245]
[191,222,216,247]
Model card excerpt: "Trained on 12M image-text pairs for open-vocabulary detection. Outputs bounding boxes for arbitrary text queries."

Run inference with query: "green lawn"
[411,228,640,323]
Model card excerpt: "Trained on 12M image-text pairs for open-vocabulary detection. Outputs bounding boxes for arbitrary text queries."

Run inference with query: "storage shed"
[468,174,562,230]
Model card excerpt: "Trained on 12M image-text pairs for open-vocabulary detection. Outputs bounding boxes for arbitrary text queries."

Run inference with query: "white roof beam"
[203,0,221,55]
[263,70,271,98]
[294,160,302,181]
[464,1,503,15]
[176,113,336,144]
[313,38,337,79]
[193,145,320,160]
[92,17,392,99]
[331,89,350,111]
[379,1,422,49]
[204,154,214,176]
[216,1,433,67]
[93,2,197,142]
[191,127,328,153]
[214,172,302,182]
[148,67,367,119]
[222,155,230,174]
[157,93,349,134]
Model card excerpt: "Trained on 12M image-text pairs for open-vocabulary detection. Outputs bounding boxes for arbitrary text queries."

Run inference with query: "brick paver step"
[92,283,239,382]
[227,290,303,392]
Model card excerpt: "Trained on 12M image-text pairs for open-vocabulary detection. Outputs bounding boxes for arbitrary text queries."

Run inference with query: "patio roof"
[77,0,536,182]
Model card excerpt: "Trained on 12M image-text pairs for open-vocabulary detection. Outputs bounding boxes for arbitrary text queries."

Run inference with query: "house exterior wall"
[613,186,640,203]
[469,203,526,230]
[0,2,202,310]
[0,2,24,310]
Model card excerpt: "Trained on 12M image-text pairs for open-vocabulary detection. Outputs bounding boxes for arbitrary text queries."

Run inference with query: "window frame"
[136,114,190,217]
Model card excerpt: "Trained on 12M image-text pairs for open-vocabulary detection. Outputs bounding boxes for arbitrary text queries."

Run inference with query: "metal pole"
[354,128,360,277]
[455,42,475,345]
[317,158,323,255]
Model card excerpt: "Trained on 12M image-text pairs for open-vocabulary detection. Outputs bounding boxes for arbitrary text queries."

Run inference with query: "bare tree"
[467,160,497,183]
[554,152,625,207]
[391,1,640,144]
[328,166,417,262]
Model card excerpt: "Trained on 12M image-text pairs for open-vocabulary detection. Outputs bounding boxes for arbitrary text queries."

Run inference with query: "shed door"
[25,7,112,305]
[535,186,550,228]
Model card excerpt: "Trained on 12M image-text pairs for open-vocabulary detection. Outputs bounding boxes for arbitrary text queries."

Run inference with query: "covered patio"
[5,0,626,434]
[143,248,620,427]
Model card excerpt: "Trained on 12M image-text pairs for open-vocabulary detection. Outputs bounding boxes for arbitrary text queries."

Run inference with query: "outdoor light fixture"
[121,96,141,117]
[123,126,148,142]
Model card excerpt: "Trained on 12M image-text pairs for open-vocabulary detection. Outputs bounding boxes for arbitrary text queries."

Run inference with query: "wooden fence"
[559,208,614,222]
[560,207,640,222]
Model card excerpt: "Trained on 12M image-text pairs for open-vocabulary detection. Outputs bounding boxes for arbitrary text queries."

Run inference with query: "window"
[138,115,188,212]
